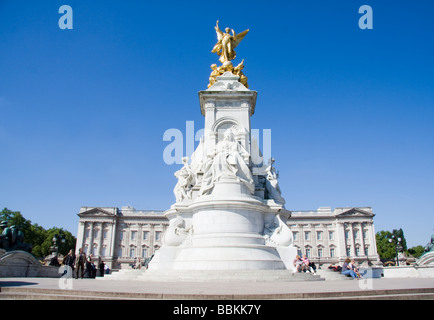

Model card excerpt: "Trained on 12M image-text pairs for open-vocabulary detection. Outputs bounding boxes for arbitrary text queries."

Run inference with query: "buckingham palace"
[75,205,381,269]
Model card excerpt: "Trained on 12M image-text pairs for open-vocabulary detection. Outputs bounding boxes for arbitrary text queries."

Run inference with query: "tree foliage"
[407,245,425,259]
[0,208,76,258]
[376,228,408,260]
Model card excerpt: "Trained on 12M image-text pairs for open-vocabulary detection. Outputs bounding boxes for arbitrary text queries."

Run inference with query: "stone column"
[75,221,86,254]
[336,221,347,262]
[88,222,94,256]
[350,223,356,257]
[367,221,377,257]
[110,221,117,258]
[96,222,103,257]
[360,222,366,257]
[310,223,317,259]
[137,223,143,254]
[149,223,155,255]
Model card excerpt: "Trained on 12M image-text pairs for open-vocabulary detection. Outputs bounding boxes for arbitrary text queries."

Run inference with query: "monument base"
[148,178,296,271]
[100,268,323,282]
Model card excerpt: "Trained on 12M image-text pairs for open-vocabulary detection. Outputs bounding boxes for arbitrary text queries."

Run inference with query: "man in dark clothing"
[75,248,86,279]
[63,249,76,276]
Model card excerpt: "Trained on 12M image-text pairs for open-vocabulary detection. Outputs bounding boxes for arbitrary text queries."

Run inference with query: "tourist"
[341,258,358,279]
[293,255,303,272]
[75,248,86,279]
[98,256,105,277]
[135,257,142,269]
[84,256,96,278]
[63,249,76,276]
[349,259,362,279]
[308,261,317,275]
[301,254,315,274]
[49,254,60,267]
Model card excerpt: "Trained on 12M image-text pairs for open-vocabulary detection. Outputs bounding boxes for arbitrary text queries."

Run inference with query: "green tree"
[0,208,76,258]
[38,227,76,257]
[376,228,408,261]
[407,245,425,259]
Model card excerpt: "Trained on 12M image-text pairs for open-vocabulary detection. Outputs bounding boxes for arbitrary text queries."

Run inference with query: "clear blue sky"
[1,0,433,248]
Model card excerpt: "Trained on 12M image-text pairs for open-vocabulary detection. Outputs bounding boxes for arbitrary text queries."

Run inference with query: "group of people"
[62,248,108,279]
[340,258,362,279]
[293,255,363,280]
[328,258,363,279]
[293,254,317,274]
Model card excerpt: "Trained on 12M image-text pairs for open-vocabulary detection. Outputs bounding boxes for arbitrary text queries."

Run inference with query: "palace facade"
[76,205,380,269]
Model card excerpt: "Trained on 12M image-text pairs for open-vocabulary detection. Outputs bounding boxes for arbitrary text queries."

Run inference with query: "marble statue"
[173,157,194,202]
[263,214,293,247]
[162,215,191,247]
[199,128,255,196]
[264,158,286,206]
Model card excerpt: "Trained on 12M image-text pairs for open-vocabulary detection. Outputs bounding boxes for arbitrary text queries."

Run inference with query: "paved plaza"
[1,276,434,300]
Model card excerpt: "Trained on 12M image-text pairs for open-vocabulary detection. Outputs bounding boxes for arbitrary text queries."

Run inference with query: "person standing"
[63,249,76,276]
[75,248,86,279]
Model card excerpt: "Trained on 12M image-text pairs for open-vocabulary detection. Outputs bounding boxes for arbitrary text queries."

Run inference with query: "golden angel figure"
[211,20,249,64]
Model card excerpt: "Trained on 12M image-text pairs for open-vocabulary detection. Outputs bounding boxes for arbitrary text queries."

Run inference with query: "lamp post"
[51,234,66,257]
[388,236,403,266]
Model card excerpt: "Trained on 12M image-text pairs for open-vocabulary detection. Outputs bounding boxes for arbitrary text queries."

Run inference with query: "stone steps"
[316,269,353,280]
[1,286,434,300]
[100,269,324,282]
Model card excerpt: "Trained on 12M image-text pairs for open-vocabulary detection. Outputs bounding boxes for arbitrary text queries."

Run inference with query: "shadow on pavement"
[0,281,38,287]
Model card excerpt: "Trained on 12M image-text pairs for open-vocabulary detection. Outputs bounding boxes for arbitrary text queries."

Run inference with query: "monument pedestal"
[149,178,294,271]
[145,53,298,275]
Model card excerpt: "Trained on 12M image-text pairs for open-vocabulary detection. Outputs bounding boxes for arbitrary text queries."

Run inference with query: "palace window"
[353,230,359,239]
[329,231,334,241]
[363,230,368,239]
[305,248,311,257]
[346,246,351,256]
[142,247,148,258]
[318,248,323,258]
[92,245,98,256]
[131,231,137,241]
[293,232,298,241]
[355,246,360,256]
[143,231,149,240]
[103,230,108,239]
[330,248,335,258]
[317,231,322,241]
[364,246,369,256]
[304,231,310,241]
[130,247,136,258]
[345,230,350,239]
[155,231,162,241]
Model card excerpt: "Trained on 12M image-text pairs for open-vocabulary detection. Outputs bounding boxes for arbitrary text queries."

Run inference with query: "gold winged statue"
[211,20,249,64]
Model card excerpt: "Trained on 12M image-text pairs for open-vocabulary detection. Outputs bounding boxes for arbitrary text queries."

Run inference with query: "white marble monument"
[148,23,297,271]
